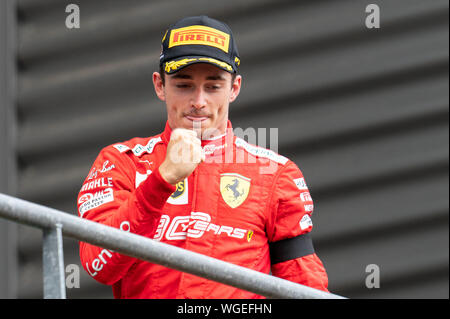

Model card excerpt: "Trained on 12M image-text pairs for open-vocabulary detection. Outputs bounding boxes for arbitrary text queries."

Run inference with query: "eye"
[207,84,221,90]
[175,83,191,89]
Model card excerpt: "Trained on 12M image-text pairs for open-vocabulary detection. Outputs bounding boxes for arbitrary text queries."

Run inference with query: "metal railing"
[0,193,346,299]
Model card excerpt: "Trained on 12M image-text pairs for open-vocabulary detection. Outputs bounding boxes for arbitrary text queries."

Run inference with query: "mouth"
[184,115,210,122]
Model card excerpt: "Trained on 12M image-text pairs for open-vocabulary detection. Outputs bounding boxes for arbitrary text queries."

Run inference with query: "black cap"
[159,16,240,74]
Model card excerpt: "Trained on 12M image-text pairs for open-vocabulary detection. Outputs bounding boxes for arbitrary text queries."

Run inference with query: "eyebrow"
[171,74,192,80]
[206,75,226,81]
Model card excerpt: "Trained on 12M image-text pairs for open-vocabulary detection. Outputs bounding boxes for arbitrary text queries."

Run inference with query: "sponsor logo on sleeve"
[78,193,93,206]
[80,177,113,192]
[304,204,314,212]
[87,167,98,181]
[299,214,313,230]
[86,220,131,277]
[87,161,116,181]
[300,191,312,202]
[100,160,115,173]
[78,188,114,218]
[293,177,308,190]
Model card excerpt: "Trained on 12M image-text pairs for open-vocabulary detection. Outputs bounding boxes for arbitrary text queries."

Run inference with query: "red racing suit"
[77,121,328,298]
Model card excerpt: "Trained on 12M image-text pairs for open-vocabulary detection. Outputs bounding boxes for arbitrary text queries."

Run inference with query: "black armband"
[269,233,315,265]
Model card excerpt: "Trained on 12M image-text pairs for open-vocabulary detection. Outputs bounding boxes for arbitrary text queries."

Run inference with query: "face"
[153,63,241,138]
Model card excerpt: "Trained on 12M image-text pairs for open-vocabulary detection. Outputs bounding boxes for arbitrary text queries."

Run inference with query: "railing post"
[42,223,66,299]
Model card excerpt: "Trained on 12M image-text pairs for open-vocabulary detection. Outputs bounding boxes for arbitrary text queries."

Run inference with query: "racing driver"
[77,15,329,298]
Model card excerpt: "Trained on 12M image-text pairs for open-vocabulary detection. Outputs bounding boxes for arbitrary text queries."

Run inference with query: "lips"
[185,115,209,121]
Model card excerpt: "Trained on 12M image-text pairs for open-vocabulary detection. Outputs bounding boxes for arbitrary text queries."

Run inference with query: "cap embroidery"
[165,58,198,73]
[197,57,233,71]
[165,57,233,73]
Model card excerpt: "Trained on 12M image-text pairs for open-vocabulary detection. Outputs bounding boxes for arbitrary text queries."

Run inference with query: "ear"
[229,74,242,103]
[152,71,166,101]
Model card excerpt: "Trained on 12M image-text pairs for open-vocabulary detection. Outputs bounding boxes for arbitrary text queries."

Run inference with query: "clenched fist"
[159,128,205,185]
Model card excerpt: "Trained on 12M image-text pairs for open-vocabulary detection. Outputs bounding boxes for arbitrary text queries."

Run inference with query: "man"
[78,15,328,299]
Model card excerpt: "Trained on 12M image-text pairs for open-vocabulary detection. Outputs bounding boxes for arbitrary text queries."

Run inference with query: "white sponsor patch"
[132,137,162,157]
[300,191,312,202]
[304,204,314,212]
[299,214,313,230]
[79,188,114,218]
[167,178,189,205]
[235,138,288,165]
[78,193,93,205]
[113,144,130,153]
[293,177,308,190]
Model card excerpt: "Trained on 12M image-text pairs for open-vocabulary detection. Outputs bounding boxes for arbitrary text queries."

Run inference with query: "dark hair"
[158,65,237,86]
[159,65,166,85]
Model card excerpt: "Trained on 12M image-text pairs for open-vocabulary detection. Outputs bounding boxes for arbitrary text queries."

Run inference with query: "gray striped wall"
[5,0,449,298]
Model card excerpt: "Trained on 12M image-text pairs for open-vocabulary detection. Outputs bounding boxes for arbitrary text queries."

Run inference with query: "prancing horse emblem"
[220,173,251,208]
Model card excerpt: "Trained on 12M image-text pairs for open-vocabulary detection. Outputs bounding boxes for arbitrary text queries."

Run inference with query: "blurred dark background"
[0,0,448,298]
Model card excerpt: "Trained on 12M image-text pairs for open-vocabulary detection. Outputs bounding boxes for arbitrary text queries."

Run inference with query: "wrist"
[135,166,177,214]
[158,164,178,186]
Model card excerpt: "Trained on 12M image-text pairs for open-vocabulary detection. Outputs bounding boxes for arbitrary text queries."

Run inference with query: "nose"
[191,87,207,109]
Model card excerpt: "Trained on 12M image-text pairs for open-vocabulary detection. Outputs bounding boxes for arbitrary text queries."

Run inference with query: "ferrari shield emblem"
[247,230,254,242]
[220,173,251,208]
